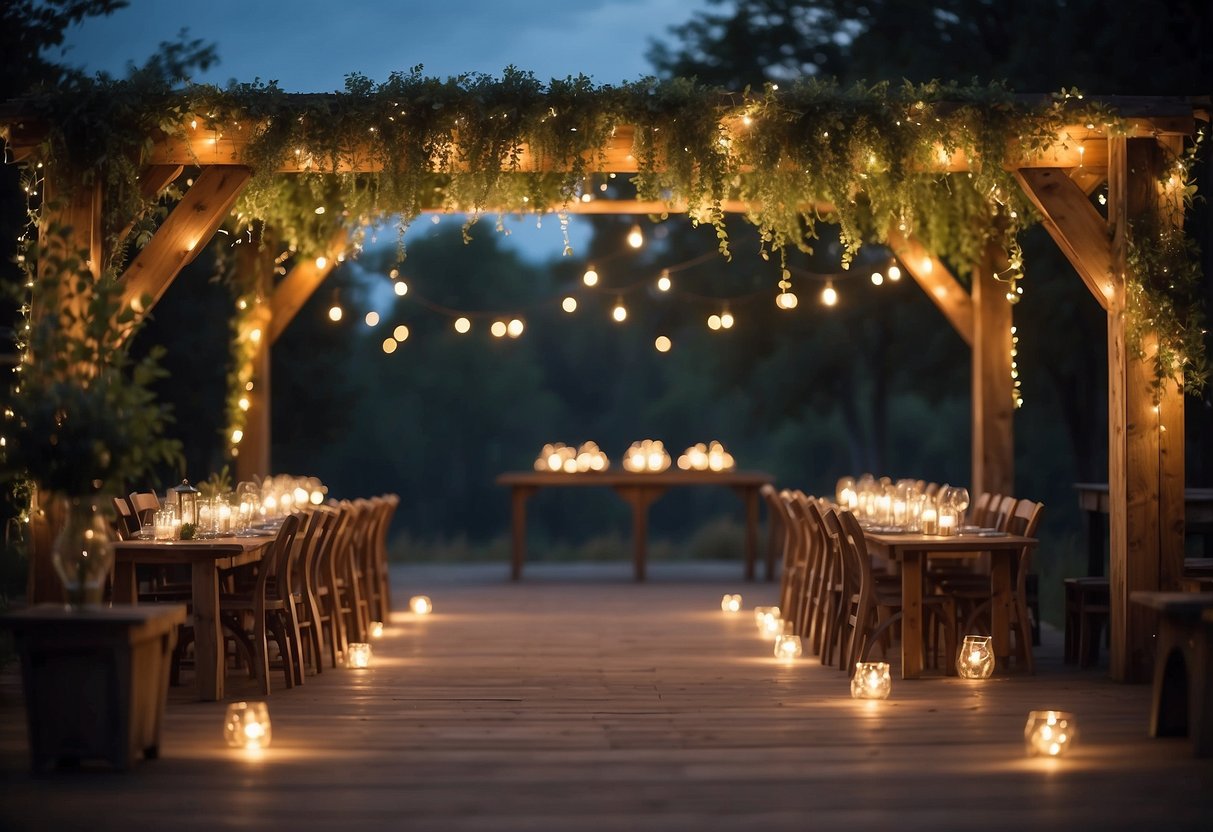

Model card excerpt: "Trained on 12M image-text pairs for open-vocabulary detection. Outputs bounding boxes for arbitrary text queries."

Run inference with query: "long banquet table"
[496,470,774,581]
[862,529,1037,679]
[112,536,271,701]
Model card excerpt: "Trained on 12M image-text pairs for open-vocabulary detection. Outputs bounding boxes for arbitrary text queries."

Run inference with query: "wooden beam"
[970,242,1015,498]
[1015,167,1114,311]
[1105,136,1184,683]
[114,165,185,246]
[423,198,834,217]
[887,227,973,345]
[1068,167,1107,196]
[269,229,350,344]
[118,166,251,316]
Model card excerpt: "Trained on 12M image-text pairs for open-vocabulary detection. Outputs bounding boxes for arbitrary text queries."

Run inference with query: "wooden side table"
[2,603,186,772]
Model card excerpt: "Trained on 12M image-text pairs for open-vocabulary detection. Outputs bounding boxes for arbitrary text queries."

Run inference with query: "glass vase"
[50,496,114,607]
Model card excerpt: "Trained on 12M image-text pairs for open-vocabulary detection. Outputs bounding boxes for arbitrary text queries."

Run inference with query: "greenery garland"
[6,70,1207,412]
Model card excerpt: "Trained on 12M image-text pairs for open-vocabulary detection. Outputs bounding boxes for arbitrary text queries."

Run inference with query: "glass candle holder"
[759,612,784,640]
[409,595,433,615]
[850,661,892,699]
[368,620,384,638]
[720,593,743,613]
[921,506,939,535]
[753,605,779,627]
[956,635,995,679]
[1024,710,1077,757]
[774,634,803,661]
[938,507,958,536]
[153,508,177,541]
[224,701,271,750]
[347,642,372,668]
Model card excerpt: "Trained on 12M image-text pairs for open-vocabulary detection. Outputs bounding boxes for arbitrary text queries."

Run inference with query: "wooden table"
[1074,482,1213,575]
[496,470,774,581]
[863,530,1037,679]
[112,536,270,701]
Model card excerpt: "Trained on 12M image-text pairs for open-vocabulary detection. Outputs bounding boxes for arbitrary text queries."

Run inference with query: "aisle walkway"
[1,563,1210,831]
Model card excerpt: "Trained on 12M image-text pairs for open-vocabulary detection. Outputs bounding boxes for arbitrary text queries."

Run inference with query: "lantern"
[774,634,803,661]
[224,701,271,750]
[348,642,372,668]
[368,620,385,638]
[1024,710,1077,757]
[851,661,892,700]
[759,613,786,641]
[956,635,995,679]
[409,595,433,615]
[720,594,743,613]
[170,479,200,527]
[753,606,779,627]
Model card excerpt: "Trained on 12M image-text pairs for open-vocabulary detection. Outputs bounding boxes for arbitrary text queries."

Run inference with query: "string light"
[583,266,599,287]
[626,224,644,249]
[562,296,578,313]
[394,281,408,296]
[719,308,734,329]
[870,271,884,286]
[654,335,672,353]
[364,311,380,327]
[507,318,525,338]
[707,314,722,331]
[1011,325,1023,408]
[887,264,901,281]
[657,270,672,292]
[393,324,410,342]
[327,297,343,322]
[612,300,628,322]
[821,281,838,307]
[775,290,798,309]
[382,338,397,354]
[454,317,471,333]
[490,321,507,338]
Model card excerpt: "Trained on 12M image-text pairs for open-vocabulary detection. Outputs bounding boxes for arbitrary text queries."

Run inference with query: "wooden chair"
[950,499,1045,673]
[773,490,804,626]
[111,496,138,539]
[761,485,792,610]
[788,493,825,647]
[837,509,957,673]
[127,491,160,527]
[813,503,850,669]
[330,500,371,646]
[968,492,994,527]
[218,513,304,694]
[291,508,337,678]
[759,483,783,583]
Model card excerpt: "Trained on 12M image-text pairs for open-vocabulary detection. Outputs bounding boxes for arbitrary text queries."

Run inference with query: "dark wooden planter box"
[2,603,186,772]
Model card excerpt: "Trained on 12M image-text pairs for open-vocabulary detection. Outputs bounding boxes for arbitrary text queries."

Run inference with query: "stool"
[1130,592,1213,758]
[1064,576,1109,666]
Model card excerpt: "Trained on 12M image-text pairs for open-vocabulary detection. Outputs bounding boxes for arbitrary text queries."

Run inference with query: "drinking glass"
[951,487,971,527]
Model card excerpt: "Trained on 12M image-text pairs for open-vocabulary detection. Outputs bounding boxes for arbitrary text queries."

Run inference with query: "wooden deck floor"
[1,562,1211,831]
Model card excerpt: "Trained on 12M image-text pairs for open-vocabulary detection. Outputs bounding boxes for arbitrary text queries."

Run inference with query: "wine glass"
[951,487,971,527]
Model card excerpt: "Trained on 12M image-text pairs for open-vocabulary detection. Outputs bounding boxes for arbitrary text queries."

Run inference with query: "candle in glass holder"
[850,661,892,699]
[921,506,939,535]
[759,613,786,641]
[938,510,957,536]
[217,502,233,534]
[720,593,743,613]
[368,620,385,638]
[224,701,271,750]
[409,595,433,615]
[153,508,176,541]
[347,642,372,668]
[956,635,995,679]
[1024,710,1076,757]
[774,634,803,661]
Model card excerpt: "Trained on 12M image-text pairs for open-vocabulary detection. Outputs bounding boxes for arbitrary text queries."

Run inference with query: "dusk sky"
[54,0,713,263]
[56,0,709,90]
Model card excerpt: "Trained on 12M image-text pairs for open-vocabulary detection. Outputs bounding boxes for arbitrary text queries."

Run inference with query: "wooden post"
[969,243,1015,498]
[233,241,275,482]
[1106,136,1185,682]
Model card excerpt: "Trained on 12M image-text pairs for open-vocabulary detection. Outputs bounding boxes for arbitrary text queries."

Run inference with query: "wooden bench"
[1130,591,1213,758]
[1,603,186,772]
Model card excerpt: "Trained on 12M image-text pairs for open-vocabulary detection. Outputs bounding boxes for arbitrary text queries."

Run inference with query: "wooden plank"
[1014,167,1113,310]
[118,166,252,316]
[969,242,1015,497]
[114,165,185,246]
[1068,167,1107,196]
[1159,371,1185,591]
[268,229,350,344]
[886,227,973,344]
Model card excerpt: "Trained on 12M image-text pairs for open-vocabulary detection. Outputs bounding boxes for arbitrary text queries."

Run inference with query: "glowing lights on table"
[535,442,610,473]
[622,439,671,473]
[224,701,271,750]
[774,634,803,662]
[368,620,385,639]
[850,661,892,700]
[676,441,734,472]
[720,593,743,613]
[956,635,995,679]
[1024,710,1076,757]
[409,595,433,615]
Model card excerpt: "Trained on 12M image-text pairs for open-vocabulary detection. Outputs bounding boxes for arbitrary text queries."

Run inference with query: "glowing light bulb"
[720,311,734,329]
[657,272,672,292]
[821,282,838,307]
[583,267,599,287]
[394,282,408,296]
[314,256,327,270]
[238,397,250,411]
[364,311,380,327]
[627,224,644,249]
[454,317,471,334]
[776,291,798,310]
[870,271,884,286]
[393,324,409,342]
[654,335,671,353]
[491,321,507,338]
[382,338,397,354]
[507,318,524,338]
[562,296,578,313]
[887,264,901,281]
[328,305,343,322]
[612,302,627,322]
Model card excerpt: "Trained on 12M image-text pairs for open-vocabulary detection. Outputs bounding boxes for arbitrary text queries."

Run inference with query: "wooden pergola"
[4,94,1205,682]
